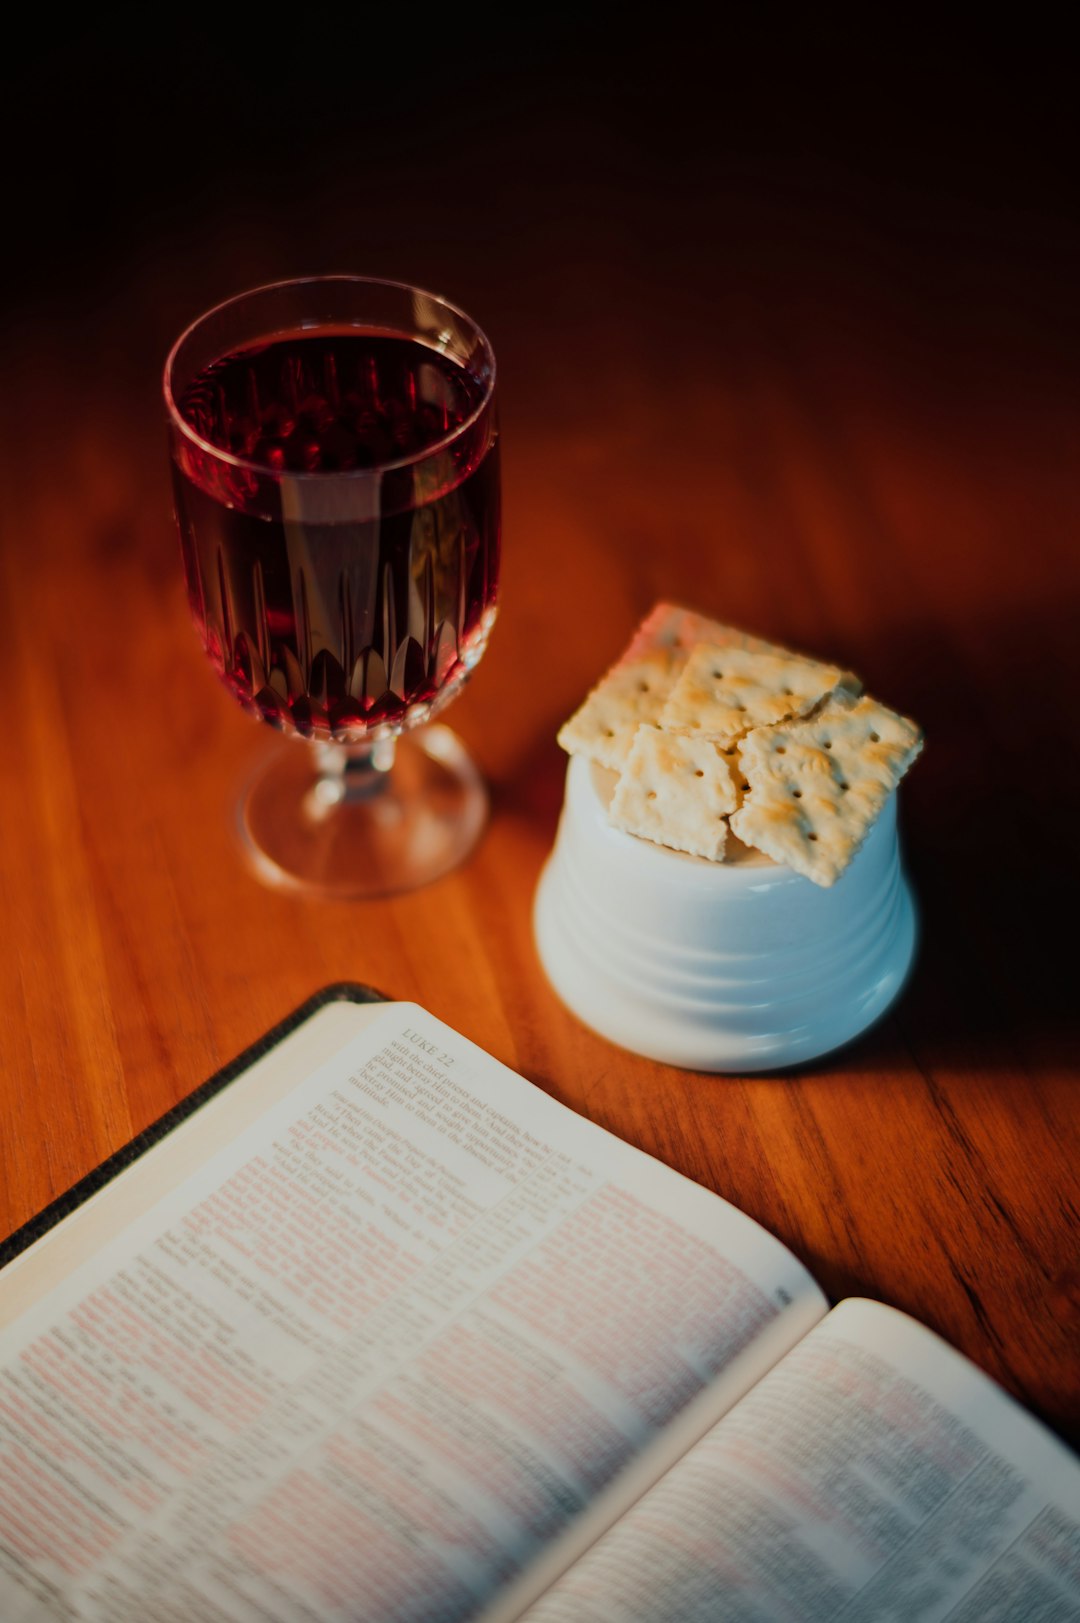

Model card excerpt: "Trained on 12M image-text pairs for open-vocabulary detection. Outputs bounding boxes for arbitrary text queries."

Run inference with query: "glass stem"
[311,739,397,809]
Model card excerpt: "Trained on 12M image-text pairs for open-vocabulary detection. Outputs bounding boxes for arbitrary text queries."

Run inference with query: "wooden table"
[1,26,1077,1449]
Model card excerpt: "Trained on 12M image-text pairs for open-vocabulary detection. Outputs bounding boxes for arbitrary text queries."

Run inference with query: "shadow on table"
[872,600,1079,1076]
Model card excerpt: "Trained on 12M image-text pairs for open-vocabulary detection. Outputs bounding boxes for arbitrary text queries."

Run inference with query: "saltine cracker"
[730,695,923,886]
[660,642,844,746]
[610,726,738,860]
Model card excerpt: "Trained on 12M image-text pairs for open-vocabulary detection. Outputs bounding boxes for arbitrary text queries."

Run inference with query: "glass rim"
[163,273,498,482]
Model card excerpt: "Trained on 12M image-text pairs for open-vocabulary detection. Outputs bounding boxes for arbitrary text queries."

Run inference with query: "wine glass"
[164,276,500,899]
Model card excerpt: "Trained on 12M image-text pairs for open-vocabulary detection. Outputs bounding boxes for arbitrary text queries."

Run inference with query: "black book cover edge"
[0,981,388,1273]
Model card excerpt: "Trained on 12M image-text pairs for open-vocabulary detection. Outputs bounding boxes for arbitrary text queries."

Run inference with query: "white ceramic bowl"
[533,756,917,1072]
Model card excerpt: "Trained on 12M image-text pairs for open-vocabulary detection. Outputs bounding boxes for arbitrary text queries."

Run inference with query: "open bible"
[1,990,1077,1621]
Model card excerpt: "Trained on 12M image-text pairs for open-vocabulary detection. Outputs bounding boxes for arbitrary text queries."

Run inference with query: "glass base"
[236,726,488,899]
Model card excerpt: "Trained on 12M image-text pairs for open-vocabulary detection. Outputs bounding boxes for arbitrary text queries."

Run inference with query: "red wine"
[171,331,499,741]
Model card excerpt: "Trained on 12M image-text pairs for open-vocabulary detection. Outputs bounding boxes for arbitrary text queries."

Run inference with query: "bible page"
[521,1296,1080,1622]
[0,1001,824,1622]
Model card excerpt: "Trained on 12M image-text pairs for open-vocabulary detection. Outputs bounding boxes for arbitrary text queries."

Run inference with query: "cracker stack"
[557,604,921,887]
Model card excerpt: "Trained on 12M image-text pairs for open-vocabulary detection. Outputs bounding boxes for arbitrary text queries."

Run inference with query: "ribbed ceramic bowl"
[533,756,916,1072]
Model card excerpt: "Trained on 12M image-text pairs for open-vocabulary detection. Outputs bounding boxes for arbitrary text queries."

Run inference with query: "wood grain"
[1,25,1077,1447]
